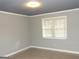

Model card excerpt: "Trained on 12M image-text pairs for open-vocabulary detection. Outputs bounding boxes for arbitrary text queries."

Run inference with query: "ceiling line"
[0,8,79,17]
[0,11,29,17]
[30,8,79,17]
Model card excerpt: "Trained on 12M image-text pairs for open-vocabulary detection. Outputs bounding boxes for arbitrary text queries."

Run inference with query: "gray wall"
[30,10,79,52]
[0,9,79,56]
[0,58,6,59]
[0,13,30,56]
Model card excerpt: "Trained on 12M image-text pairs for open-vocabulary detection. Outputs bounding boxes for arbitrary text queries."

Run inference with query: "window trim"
[42,16,67,40]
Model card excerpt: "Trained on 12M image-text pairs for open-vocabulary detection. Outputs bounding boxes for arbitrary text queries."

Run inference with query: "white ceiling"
[0,0,79,16]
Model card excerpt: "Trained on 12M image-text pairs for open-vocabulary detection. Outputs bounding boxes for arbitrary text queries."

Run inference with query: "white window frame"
[42,16,67,40]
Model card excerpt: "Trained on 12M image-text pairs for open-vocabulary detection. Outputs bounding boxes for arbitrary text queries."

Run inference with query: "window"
[42,16,67,39]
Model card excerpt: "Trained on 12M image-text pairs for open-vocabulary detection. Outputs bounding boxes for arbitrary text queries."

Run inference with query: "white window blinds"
[42,16,67,39]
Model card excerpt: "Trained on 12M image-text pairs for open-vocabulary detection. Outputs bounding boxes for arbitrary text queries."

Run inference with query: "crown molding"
[0,11,29,17]
[30,8,79,17]
[0,8,79,17]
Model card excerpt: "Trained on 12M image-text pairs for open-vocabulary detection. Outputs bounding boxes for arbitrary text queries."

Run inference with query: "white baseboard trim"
[30,46,79,55]
[4,46,79,57]
[5,46,31,57]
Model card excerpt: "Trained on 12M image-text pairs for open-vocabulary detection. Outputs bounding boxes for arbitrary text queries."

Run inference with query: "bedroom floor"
[8,48,79,59]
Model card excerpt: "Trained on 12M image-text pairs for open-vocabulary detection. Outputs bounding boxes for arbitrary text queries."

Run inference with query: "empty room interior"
[0,0,79,59]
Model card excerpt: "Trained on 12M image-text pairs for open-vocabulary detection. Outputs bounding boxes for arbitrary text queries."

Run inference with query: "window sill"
[43,37,67,40]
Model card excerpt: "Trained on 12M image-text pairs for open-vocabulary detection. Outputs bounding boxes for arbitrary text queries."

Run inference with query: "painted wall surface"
[0,9,79,56]
[0,58,6,59]
[0,13,30,56]
[29,10,79,52]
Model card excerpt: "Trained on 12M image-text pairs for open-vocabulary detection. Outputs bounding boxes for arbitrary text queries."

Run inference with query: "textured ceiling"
[0,0,79,16]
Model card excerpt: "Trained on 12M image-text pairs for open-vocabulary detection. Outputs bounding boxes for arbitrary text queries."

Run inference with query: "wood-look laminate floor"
[8,48,79,59]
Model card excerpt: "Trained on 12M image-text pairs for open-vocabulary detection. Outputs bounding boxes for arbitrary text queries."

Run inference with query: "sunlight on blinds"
[42,16,67,39]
